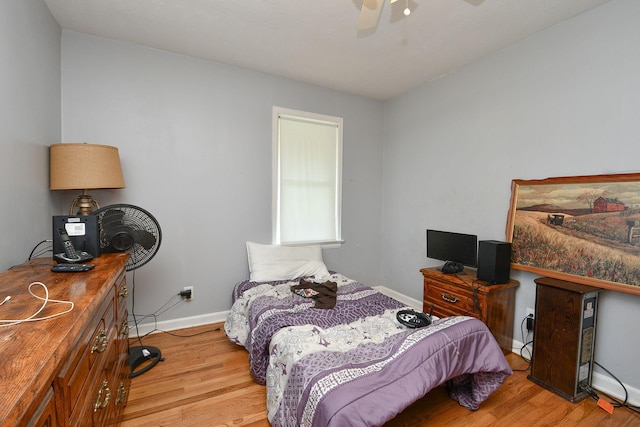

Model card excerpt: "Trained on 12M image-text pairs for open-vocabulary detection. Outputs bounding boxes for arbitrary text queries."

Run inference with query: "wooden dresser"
[0,253,130,426]
[420,266,519,353]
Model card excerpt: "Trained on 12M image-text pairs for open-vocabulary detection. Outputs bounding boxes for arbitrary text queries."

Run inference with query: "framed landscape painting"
[505,173,640,296]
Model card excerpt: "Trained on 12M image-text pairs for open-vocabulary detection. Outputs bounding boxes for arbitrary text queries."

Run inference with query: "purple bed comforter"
[227,275,406,385]
[225,274,512,426]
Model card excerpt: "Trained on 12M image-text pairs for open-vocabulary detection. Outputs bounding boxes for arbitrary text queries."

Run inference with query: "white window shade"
[273,107,343,245]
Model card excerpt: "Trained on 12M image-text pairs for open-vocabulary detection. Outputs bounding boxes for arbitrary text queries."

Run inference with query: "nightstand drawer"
[424,282,479,317]
[426,302,465,320]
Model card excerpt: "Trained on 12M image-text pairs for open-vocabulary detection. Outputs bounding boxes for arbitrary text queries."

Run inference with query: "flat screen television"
[426,229,478,274]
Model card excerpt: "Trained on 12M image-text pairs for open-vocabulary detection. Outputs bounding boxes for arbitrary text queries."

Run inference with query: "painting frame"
[505,172,640,296]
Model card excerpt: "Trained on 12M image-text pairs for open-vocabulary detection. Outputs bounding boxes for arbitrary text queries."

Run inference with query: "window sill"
[279,240,344,249]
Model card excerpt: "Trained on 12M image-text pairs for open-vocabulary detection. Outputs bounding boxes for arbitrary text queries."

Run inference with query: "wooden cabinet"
[528,277,600,402]
[420,267,519,352]
[0,253,130,426]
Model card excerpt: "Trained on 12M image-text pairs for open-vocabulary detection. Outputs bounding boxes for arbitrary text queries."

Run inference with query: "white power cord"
[0,282,74,327]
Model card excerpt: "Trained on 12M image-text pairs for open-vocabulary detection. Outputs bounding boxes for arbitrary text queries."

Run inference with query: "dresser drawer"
[427,301,467,320]
[90,343,119,427]
[115,270,128,312]
[424,280,482,318]
[25,387,56,427]
[55,286,116,424]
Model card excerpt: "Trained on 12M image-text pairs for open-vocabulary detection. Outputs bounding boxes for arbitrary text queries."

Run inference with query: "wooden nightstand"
[420,267,519,353]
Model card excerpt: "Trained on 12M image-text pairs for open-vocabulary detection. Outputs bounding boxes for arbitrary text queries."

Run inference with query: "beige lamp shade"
[50,143,125,215]
[50,143,125,190]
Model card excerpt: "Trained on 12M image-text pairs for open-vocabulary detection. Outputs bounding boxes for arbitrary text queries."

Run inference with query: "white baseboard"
[128,311,228,337]
[373,285,423,311]
[592,371,640,407]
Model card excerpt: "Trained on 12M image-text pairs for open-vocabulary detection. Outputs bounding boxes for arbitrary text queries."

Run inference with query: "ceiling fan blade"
[357,0,384,30]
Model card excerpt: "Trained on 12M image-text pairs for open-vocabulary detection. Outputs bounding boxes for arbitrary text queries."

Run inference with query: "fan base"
[129,345,163,378]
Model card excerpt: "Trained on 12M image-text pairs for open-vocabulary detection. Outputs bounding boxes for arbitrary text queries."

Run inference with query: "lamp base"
[69,193,99,216]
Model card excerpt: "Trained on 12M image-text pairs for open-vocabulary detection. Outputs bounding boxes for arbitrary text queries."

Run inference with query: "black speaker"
[477,240,511,284]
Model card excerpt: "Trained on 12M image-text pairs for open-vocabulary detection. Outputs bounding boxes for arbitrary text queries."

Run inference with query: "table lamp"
[50,143,125,215]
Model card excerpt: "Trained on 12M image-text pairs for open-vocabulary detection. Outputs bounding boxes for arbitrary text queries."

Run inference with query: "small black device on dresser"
[477,240,511,284]
[52,215,100,262]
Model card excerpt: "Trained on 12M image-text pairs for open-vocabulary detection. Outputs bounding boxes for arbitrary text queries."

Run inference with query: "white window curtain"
[273,107,343,245]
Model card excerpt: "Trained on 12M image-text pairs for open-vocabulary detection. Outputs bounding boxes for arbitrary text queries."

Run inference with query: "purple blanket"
[225,275,512,426]
[277,316,510,426]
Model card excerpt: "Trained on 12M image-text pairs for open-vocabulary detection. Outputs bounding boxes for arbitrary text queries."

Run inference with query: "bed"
[224,242,512,427]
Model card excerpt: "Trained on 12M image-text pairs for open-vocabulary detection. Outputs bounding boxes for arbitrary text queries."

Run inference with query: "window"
[273,106,343,246]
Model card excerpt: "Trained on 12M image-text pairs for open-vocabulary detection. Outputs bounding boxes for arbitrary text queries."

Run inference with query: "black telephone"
[54,228,94,263]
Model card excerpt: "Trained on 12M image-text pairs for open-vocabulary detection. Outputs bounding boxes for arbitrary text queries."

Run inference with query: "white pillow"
[246,241,330,282]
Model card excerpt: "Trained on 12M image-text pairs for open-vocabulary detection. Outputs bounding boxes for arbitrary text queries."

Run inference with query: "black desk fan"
[94,204,162,378]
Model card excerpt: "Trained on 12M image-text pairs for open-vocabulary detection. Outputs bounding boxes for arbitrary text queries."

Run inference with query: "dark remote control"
[51,263,95,272]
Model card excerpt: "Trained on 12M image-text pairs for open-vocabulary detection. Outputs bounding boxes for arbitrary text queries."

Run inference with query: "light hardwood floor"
[119,323,639,426]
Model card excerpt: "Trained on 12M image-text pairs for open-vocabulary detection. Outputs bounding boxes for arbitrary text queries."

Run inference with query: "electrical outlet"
[182,286,194,301]
[526,307,535,332]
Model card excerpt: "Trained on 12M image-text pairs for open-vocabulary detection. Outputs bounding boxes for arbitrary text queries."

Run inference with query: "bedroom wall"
[0,0,61,270]
[382,0,640,400]
[60,31,385,322]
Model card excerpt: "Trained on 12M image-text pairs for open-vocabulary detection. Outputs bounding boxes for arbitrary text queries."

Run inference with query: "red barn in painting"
[593,196,626,213]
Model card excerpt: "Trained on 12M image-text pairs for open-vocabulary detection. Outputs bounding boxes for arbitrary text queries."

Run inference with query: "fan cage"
[94,204,162,271]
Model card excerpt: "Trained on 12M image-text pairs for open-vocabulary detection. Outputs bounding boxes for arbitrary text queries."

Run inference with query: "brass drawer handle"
[94,380,111,411]
[120,319,129,337]
[115,381,128,405]
[441,293,460,304]
[119,284,129,299]
[91,329,108,353]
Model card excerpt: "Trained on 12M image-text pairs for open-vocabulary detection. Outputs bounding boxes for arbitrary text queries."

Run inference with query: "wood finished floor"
[119,323,639,427]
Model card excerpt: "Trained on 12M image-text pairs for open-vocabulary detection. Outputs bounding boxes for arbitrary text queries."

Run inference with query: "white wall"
[382,0,640,399]
[60,32,385,319]
[0,0,61,270]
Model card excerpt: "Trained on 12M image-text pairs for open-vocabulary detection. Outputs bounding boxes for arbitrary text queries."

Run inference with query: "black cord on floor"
[581,362,640,415]
[155,326,221,338]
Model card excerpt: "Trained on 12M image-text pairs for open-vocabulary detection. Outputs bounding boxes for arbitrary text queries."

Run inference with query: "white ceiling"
[43,0,611,100]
